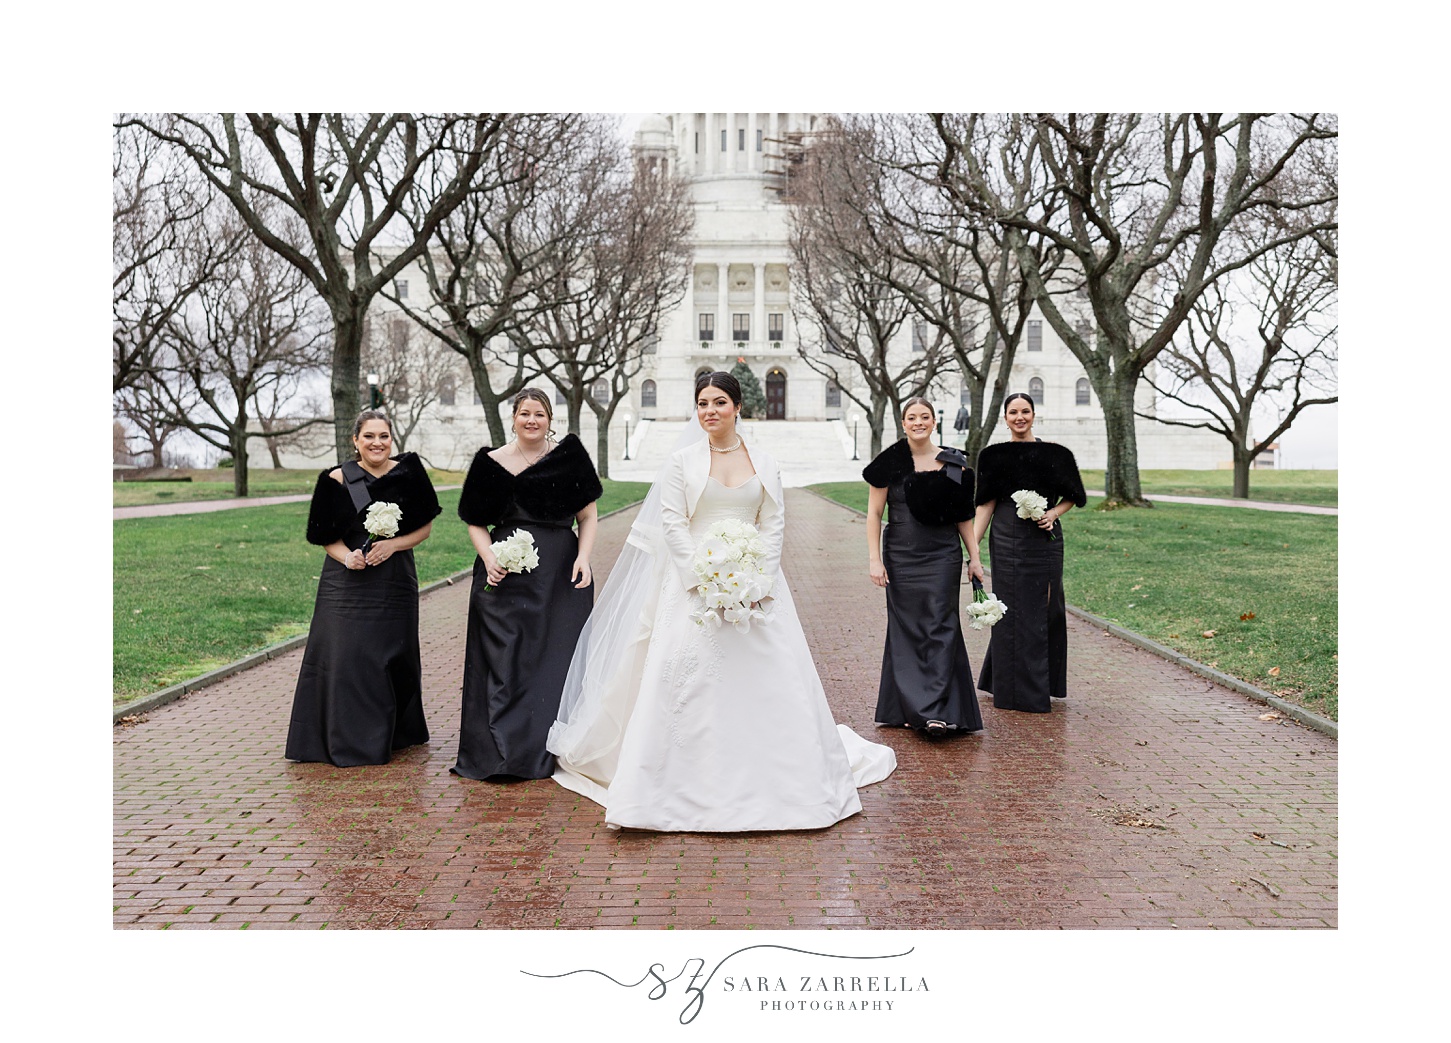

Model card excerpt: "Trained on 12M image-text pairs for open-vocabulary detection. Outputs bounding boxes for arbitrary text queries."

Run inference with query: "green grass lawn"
[1095,469,1338,507]
[113,467,469,507]
[113,479,648,704]
[808,484,1338,720]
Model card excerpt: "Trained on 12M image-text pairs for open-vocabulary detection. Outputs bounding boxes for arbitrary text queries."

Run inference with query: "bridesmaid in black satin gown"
[864,397,984,740]
[971,393,1088,713]
[286,410,442,766]
[452,389,602,781]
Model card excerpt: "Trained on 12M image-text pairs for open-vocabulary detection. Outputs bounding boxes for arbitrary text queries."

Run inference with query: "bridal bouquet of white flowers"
[1011,488,1059,540]
[486,529,539,591]
[362,501,402,552]
[966,576,1008,630]
[689,519,774,633]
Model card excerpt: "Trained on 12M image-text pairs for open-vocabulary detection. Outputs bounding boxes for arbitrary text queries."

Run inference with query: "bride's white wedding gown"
[550,475,896,831]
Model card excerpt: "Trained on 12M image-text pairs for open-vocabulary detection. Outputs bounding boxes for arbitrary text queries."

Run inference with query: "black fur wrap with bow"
[862,439,976,526]
[305,452,442,546]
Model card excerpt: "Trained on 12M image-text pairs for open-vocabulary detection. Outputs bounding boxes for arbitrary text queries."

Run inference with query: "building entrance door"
[766,369,787,419]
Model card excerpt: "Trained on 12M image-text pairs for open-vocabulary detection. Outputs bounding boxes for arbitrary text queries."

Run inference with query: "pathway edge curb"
[800,486,1338,741]
[112,500,645,724]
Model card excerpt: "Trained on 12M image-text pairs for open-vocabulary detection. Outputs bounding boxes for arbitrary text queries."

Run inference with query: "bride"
[547,371,896,831]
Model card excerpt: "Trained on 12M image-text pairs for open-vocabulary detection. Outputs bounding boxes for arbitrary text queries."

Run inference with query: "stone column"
[704,112,715,175]
[747,111,758,173]
[754,262,766,352]
[717,262,729,352]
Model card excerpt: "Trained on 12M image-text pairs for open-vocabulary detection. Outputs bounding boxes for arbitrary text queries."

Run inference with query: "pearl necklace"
[708,439,743,453]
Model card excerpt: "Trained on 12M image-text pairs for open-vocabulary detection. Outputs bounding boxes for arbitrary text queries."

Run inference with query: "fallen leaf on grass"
[1131,584,1142,591]
[195,566,211,571]
[1169,633,1180,639]
[1267,666,1281,677]
[1240,612,1256,621]
[1201,630,1217,638]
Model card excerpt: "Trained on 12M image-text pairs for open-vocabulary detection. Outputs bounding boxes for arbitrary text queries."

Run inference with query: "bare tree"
[851,113,1062,458]
[383,115,587,446]
[517,125,694,476]
[153,216,331,496]
[787,118,945,457]
[115,374,188,467]
[360,313,463,456]
[113,121,233,392]
[1144,215,1337,497]
[120,113,526,463]
[930,112,1338,505]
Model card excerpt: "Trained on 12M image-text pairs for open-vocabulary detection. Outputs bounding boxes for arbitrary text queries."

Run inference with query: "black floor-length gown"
[974,439,1087,713]
[286,453,441,766]
[864,440,982,733]
[453,435,602,781]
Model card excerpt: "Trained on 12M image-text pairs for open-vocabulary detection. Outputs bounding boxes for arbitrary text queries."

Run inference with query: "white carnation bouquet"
[689,519,774,633]
[1010,488,1059,541]
[362,501,402,552]
[485,529,540,591]
[966,576,1008,630]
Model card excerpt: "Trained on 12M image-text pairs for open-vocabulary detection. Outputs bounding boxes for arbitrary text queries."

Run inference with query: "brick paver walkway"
[114,491,1336,929]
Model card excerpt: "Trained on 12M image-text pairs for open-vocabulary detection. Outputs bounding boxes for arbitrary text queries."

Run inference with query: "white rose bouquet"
[688,519,774,633]
[1010,488,1059,541]
[486,529,540,591]
[362,501,403,552]
[966,576,1008,630]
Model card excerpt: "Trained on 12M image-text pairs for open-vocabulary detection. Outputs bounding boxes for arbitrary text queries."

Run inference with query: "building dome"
[635,112,671,149]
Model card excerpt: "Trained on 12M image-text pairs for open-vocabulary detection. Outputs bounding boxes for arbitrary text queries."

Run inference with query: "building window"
[592,378,609,404]
[720,129,727,152]
[826,337,846,356]
[1027,319,1042,351]
[1028,377,1044,402]
[960,386,971,406]
[732,314,750,341]
[695,366,714,384]
[825,380,841,408]
[694,132,699,154]
[641,379,657,408]
[555,385,566,406]
[698,313,715,341]
[642,333,658,355]
[768,313,784,341]
[738,128,745,150]
[393,377,410,404]
[394,279,409,300]
[1075,317,1093,339]
[473,386,482,406]
[756,128,763,152]
[911,322,929,353]
[1075,378,1090,406]
[439,376,456,407]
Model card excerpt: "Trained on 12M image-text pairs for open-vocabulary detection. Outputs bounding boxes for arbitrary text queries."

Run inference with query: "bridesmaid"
[971,392,1088,713]
[864,397,983,740]
[286,410,442,766]
[453,388,603,781]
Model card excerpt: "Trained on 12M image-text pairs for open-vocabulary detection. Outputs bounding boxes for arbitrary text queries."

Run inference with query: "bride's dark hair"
[694,370,743,407]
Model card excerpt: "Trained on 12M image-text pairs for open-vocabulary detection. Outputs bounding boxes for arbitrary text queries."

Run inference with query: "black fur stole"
[457,434,603,527]
[863,439,976,526]
[974,440,1087,509]
[305,452,442,546]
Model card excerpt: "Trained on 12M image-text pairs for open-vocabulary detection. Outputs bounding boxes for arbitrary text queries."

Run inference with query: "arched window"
[592,378,610,404]
[641,379,657,408]
[1075,378,1090,406]
[825,380,841,408]
[1028,377,1044,402]
[694,366,715,384]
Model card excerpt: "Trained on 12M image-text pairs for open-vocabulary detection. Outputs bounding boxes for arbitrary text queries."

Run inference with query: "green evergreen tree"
[731,360,768,418]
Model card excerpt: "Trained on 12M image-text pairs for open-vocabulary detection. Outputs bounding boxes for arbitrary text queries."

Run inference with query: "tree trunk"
[330,308,365,465]
[231,429,250,498]
[868,397,888,458]
[1232,442,1253,499]
[470,360,510,447]
[1099,378,1147,506]
[595,407,612,481]
[566,394,583,438]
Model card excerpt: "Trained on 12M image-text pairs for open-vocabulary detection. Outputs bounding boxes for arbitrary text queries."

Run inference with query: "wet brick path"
[114,490,1336,929]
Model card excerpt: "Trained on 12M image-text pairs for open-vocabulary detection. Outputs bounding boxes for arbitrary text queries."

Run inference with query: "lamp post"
[622,410,633,461]
[367,372,381,409]
[937,408,945,443]
[851,411,860,461]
